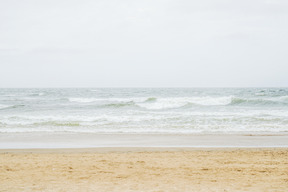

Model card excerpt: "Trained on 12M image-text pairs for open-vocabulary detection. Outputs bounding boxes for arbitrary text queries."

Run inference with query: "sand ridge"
[1,149,288,192]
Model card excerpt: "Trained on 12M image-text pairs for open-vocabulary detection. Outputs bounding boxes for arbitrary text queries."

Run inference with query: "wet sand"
[1,148,288,192]
[1,132,288,148]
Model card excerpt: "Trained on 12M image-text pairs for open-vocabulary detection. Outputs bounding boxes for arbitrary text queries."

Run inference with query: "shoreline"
[1,146,288,154]
[1,132,288,149]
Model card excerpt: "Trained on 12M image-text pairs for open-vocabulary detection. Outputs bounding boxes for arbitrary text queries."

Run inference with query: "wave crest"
[144,97,157,102]
[33,121,81,127]
[0,104,25,110]
[230,97,288,106]
[103,101,137,108]
[65,96,288,110]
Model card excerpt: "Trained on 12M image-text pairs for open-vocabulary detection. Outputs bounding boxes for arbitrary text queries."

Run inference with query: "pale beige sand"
[1,148,288,192]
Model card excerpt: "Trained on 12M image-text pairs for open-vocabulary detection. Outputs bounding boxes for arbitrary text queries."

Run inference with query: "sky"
[0,0,287,88]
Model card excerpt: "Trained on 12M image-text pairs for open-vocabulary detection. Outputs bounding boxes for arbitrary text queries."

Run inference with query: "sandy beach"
[1,148,288,192]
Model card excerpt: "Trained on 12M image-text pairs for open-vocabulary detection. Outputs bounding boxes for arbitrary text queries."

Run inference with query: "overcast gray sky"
[0,0,287,87]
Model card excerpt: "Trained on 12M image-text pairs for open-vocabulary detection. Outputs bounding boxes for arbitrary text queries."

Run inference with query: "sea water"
[0,88,287,134]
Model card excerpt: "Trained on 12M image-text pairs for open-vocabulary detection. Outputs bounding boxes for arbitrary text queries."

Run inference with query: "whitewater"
[0,88,287,134]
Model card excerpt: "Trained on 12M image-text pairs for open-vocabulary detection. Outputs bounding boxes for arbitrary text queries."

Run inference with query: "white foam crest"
[69,98,102,103]
[138,96,232,109]
[1,110,288,133]
[0,124,287,133]
[257,96,288,104]
[189,96,233,105]
[68,96,235,107]
[255,92,266,96]
[1,108,287,126]
[279,96,288,102]
[0,104,11,110]
[29,92,45,96]
[0,113,172,126]
[69,97,148,103]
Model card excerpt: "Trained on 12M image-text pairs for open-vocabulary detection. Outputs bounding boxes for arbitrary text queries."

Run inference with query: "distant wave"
[0,104,25,110]
[139,96,288,109]
[280,96,288,101]
[68,98,101,103]
[68,97,149,103]
[29,92,45,96]
[229,97,288,106]
[103,101,137,108]
[0,104,10,110]
[67,96,288,110]
[137,97,233,110]
[68,96,232,110]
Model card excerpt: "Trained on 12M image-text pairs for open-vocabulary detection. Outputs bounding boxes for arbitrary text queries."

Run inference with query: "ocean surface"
[0,88,287,134]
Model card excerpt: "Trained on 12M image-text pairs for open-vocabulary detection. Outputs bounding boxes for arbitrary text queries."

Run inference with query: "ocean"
[0,88,287,134]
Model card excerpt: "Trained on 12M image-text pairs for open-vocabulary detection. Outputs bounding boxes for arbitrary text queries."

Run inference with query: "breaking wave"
[66,96,288,110]
[144,97,157,102]
[1,88,288,134]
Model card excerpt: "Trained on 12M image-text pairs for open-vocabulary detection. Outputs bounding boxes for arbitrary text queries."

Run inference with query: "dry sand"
[1,148,288,192]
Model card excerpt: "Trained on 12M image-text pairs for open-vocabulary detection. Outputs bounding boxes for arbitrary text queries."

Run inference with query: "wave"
[138,96,288,109]
[29,92,45,96]
[0,104,25,110]
[68,97,150,103]
[1,119,288,133]
[64,96,288,110]
[0,104,10,110]
[103,101,137,108]
[33,121,81,127]
[280,96,288,101]
[137,97,233,110]
[1,110,288,133]
[255,92,266,96]
[229,97,288,106]
[69,98,101,103]
[144,97,157,102]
